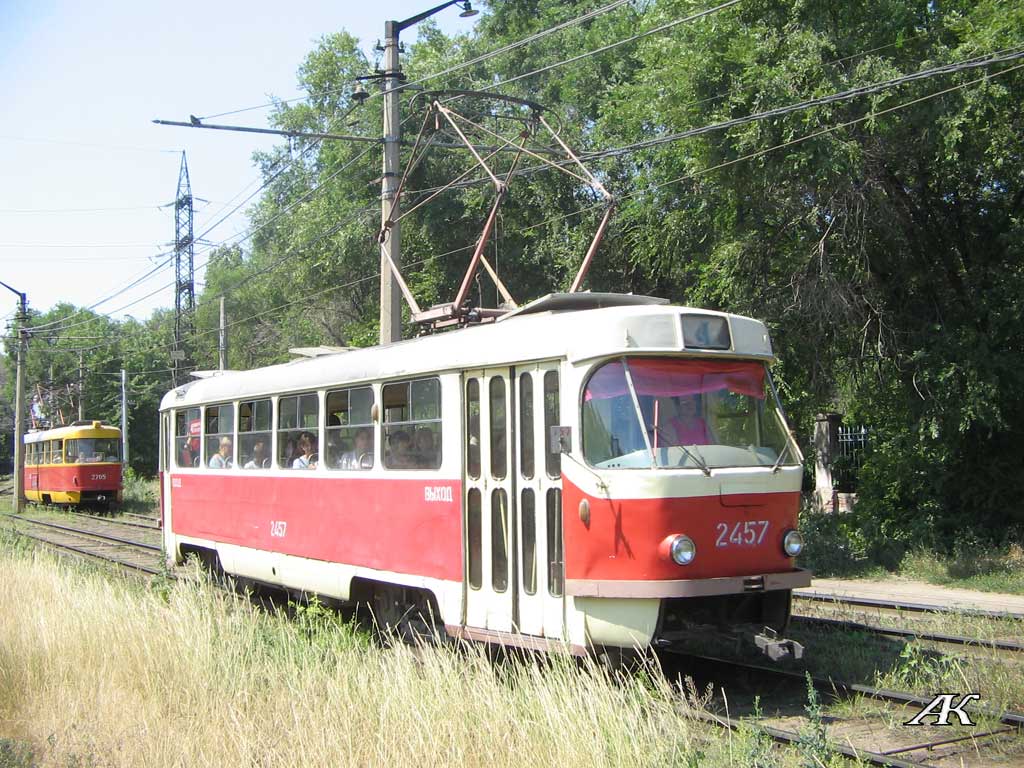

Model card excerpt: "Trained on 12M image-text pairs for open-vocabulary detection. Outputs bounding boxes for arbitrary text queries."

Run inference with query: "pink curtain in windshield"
[585,358,765,400]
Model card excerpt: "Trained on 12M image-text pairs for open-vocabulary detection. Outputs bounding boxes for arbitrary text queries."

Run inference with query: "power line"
[198,1,633,121]
[465,0,742,97]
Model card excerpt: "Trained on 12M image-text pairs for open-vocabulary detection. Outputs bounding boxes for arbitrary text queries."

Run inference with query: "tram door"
[463,363,564,639]
[464,369,514,631]
[515,362,564,639]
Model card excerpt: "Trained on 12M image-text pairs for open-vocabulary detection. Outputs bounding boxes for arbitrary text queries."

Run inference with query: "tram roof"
[25,422,121,442]
[160,293,775,410]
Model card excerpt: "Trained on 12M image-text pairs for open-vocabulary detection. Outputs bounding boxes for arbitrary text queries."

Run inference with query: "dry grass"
[0,540,813,768]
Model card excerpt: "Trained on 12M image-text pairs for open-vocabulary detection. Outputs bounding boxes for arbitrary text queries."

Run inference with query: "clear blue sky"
[0,0,481,327]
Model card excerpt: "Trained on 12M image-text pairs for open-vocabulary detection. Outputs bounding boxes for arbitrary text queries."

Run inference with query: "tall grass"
[0,542,792,767]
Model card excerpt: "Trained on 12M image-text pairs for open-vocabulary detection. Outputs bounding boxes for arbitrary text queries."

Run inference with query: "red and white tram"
[159,293,809,656]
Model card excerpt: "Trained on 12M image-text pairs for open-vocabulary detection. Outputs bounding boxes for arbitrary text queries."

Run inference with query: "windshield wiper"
[649,423,711,476]
[771,442,790,474]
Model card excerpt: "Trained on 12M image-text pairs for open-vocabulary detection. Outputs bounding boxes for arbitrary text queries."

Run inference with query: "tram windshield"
[582,357,798,470]
[65,438,121,463]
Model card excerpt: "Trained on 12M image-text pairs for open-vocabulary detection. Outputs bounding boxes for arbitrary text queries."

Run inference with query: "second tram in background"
[23,421,123,508]
[159,293,809,660]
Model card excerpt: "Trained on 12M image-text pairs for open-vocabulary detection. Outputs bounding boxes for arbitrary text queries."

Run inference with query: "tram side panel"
[163,374,466,627]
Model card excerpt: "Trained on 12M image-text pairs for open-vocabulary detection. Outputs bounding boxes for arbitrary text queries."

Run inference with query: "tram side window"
[544,370,561,479]
[326,387,374,470]
[238,399,272,470]
[52,440,63,464]
[26,443,35,466]
[175,408,201,467]
[204,403,235,469]
[41,441,50,465]
[382,378,441,470]
[278,393,319,470]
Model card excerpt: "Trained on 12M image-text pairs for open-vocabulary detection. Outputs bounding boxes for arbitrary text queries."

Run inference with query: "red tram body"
[23,421,123,506]
[159,294,809,656]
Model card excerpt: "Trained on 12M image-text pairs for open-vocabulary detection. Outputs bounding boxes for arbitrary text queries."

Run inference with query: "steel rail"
[680,652,1024,728]
[73,510,161,531]
[687,709,932,768]
[794,615,1024,653]
[8,527,165,577]
[794,591,1024,621]
[122,512,161,523]
[2,513,161,551]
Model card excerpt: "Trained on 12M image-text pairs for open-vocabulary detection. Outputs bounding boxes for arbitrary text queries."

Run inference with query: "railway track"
[792,614,1024,655]
[795,590,1024,621]
[664,651,1024,767]
[1,511,164,578]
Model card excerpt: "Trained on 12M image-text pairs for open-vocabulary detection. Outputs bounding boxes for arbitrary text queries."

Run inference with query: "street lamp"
[378,1,479,345]
[0,280,27,512]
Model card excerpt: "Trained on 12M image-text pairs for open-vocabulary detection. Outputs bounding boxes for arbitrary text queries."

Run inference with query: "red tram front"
[159,294,809,657]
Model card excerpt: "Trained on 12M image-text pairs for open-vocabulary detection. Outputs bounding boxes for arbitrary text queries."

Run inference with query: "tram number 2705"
[715,520,769,548]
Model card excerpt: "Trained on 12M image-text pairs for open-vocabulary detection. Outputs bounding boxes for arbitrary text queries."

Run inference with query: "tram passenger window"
[544,370,561,479]
[278,393,319,470]
[467,489,482,590]
[519,373,534,480]
[204,404,235,469]
[238,399,272,469]
[42,442,50,465]
[547,488,563,597]
[52,440,63,464]
[382,378,441,470]
[521,489,537,595]
[326,387,374,470]
[489,378,507,479]
[175,408,201,467]
[466,379,480,479]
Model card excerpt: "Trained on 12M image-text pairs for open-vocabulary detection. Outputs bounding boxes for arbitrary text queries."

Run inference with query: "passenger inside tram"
[338,428,373,470]
[292,432,318,469]
[387,430,413,468]
[243,439,268,469]
[413,427,437,467]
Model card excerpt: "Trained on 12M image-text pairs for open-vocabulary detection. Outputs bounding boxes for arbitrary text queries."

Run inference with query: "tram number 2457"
[270,521,288,538]
[715,520,769,548]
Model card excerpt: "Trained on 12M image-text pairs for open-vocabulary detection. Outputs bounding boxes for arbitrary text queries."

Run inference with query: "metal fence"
[833,424,870,492]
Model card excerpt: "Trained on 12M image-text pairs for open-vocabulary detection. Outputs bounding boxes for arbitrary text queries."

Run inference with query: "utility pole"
[378,1,478,345]
[173,151,195,386]
[218,296,227,370]
[1,281,28,512]
[121,369,129,469]
[78,351,85,421]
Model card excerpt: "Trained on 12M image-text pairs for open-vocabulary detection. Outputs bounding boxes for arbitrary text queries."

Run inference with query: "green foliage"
[799,673,833,768]
[3,0,1022,553]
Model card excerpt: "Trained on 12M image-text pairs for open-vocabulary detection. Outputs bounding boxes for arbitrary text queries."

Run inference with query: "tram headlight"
[783,529,804,558]
[670,535,697,566]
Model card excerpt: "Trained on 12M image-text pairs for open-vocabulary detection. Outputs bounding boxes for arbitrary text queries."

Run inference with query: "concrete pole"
[78,351,85,421]
[121,369,129,469]
[218,296,227,370]
[379,20,403,346]
[12,297,27,512]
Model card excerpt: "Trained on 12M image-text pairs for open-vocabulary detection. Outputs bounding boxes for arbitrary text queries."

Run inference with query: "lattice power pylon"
[173,151,195,386]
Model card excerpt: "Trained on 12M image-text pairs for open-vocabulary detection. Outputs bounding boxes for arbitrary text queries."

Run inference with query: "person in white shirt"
[339,428,373,470]
[292,432,317,470]
[209,436,233,469]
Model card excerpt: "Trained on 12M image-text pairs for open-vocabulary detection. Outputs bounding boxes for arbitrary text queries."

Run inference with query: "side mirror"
[548,425,572,454]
